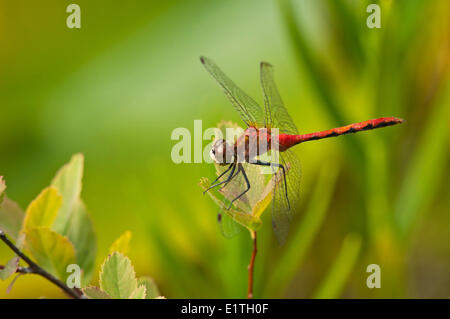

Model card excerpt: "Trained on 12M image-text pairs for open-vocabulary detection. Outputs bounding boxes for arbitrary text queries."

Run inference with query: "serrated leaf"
[25,227,76,282]
[0,257,19,280]
[22,187,62,232]
[64,200,97,286]
[138,276,160,299]
[51,154,84,234]
[0,197,25,241]
[129,285,146,299]
[82,286,112,299]
[109,231,132,255]
[100,252,137,299]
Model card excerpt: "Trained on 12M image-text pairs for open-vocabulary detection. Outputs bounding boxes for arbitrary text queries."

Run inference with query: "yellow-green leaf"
[22,187,62,232]
[51,153,84,234]
[82,286,111,299]
[251,176,276,218]
[99,252,137,299]
[129,285,146,299]
[138,276,160,299]
[0,197,25,241]
[64,200,97,286]
[25,227,76,282]
[109,231,132,255]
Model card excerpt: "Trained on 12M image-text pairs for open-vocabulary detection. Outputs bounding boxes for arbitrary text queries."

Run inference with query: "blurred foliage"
[0,0,449,298]
[0,155,161,299]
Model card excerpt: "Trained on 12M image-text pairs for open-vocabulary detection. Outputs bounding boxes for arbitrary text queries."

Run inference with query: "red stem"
[247,231,257,299]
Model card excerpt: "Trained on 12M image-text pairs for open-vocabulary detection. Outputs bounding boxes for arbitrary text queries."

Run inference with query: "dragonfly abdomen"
[279,117,404,150]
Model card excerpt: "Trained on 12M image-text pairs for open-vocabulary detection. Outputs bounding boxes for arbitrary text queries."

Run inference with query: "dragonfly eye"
[210,139,233,165]
[210,147,219,163]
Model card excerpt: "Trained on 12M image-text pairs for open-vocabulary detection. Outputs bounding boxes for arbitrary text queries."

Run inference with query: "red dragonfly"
[201,56,404,244]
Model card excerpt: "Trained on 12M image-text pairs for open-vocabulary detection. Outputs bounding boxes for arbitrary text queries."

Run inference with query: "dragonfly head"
[210,139,234,165]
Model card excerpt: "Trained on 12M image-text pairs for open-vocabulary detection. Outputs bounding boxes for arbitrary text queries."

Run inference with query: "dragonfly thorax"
[210,139,235,165]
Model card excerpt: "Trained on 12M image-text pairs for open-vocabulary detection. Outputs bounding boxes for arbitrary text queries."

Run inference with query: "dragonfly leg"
[251,160,290,210]
[227,164,251,210]
[219,164,242,190]
[203,163,236,194]
[210,162,234,185]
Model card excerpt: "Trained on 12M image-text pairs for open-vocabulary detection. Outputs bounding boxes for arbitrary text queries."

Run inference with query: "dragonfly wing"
[272,149,301,245]
[260,62,299,135]
[201,57,265,128]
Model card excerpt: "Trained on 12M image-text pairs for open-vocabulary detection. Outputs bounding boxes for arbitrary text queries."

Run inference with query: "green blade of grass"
[395,79,450,236]
[364,136,391,240]
[326,0,365,69]
[314,233,362,298]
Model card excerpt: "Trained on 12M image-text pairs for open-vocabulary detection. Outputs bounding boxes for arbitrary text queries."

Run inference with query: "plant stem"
[0,230,83,299]
[247,231,257,299]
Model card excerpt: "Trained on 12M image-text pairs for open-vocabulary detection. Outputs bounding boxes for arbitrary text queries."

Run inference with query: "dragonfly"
[201,56,404,244]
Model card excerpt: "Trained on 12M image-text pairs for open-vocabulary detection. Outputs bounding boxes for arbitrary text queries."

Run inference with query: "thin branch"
[247,231,257,299]
[0,230,83,299]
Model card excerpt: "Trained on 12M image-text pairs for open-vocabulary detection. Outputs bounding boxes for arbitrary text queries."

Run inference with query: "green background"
[1,0,449,298]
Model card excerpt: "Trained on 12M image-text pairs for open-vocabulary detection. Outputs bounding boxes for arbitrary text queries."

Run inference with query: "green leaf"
[199,177,262,232]
[0,257,19,280]
[25,227,76,282]
[109,231,132,255]
[22,187,62,232]
[100,252,137,299]
[64,200,97,286]
[129,285,146,299]
[218,211,244,238]
[138,276,161,299]
[0,197,25,241]
[82,286,112,299]
[51,153,84,234]
[199,163,285,232]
